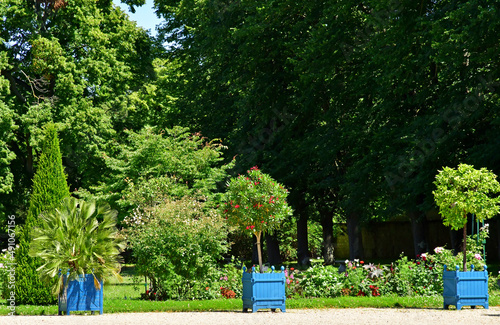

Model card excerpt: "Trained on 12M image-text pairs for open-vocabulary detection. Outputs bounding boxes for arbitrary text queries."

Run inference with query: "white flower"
[434,247,444,254]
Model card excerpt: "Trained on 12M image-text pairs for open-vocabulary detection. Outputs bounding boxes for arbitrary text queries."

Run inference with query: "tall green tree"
[0,0,157,222]
[0,43,16,198]
[82,126,233,219]
[14,123,70,304]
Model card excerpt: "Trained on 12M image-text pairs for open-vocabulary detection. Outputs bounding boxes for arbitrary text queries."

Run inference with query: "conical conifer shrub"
[13,123,70,304]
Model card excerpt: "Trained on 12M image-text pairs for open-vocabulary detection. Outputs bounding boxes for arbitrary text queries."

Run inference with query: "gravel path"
[1,307,500,325]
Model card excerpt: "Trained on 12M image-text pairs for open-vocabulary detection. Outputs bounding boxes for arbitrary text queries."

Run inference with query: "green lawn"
[2,264,499,315]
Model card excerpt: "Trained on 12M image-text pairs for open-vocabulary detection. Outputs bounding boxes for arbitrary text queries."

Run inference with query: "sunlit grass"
[2,264,500,315]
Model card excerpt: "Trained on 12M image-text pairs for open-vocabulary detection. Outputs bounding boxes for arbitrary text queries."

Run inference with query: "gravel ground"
[1,307,499,325]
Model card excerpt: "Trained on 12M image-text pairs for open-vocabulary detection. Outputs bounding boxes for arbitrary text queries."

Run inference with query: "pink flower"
[475,253,482,260]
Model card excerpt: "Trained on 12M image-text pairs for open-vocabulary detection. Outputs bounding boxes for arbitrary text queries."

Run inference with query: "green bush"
[297,264,343,298]
[125,196,229,300]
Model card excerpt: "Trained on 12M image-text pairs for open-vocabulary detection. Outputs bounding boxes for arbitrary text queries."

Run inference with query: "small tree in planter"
[222,166,292,312]
[434,164,500,309]
[433,163,500,271]
[29,197,126,314]
[221,166,293,271]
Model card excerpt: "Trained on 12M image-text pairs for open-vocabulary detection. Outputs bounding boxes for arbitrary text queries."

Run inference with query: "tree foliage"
[82,126,233,219]
[1,0,500,278]
[221,166,293,271]
[14,123,70,304]
[434,164,500,230]
[0,0,157,221]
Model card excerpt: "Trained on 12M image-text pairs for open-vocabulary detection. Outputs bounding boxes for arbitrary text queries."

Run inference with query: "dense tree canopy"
[1,0,499,263]
[0,0,157,221]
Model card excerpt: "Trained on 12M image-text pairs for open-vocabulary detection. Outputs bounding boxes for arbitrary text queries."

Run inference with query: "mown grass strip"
[2,294,499,315]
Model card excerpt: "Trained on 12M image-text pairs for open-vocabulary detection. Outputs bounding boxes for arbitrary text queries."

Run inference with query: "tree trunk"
[320,211,335,265]
[347,211,364,260]
[409,210,428,257]
[255,231,263,272]
[265,233,282,266]
[462,219,467,271]
[296,206,310,267]
[497,219,500,261]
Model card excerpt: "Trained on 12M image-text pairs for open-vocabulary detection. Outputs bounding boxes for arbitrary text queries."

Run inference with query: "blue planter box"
[443,265,489,310]
[242,266,286,313]
[58,273,103,315]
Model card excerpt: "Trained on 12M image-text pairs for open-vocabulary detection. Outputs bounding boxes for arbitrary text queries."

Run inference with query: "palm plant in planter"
[433,164,500,309]
[221,166,292,312]
[29,197,126,315]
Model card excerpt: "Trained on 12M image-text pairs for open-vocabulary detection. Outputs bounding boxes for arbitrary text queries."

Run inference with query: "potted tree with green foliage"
[29,197,126,315]
[433,164,500,310]
[221,166,293,312]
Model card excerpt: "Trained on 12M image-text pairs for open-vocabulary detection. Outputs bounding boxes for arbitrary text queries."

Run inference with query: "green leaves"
[29,197,126,295]
[124,196,228,299]
[222,166,293,236]
[88,125,233,218]
[433,164,500,230]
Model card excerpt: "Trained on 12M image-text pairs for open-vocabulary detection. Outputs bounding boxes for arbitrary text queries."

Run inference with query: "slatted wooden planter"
[242,266,286,313]
[443,265,489,310]
[58,273,103,315]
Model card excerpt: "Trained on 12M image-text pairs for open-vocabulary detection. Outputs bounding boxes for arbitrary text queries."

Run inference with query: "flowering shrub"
[221,166,293,270]
[298,264,343,298]
[342,260,387,296]
[384,254,441,296]
[284,267,301,298]
[291,228,489,299]
[124,197,229,300]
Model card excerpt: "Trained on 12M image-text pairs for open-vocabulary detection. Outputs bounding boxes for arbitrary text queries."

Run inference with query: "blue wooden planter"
[443,265,489,310]
[242,266,286,313]
[58,273,103,315]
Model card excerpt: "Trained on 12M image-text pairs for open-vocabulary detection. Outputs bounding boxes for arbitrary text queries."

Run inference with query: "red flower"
[235,205,240,208]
